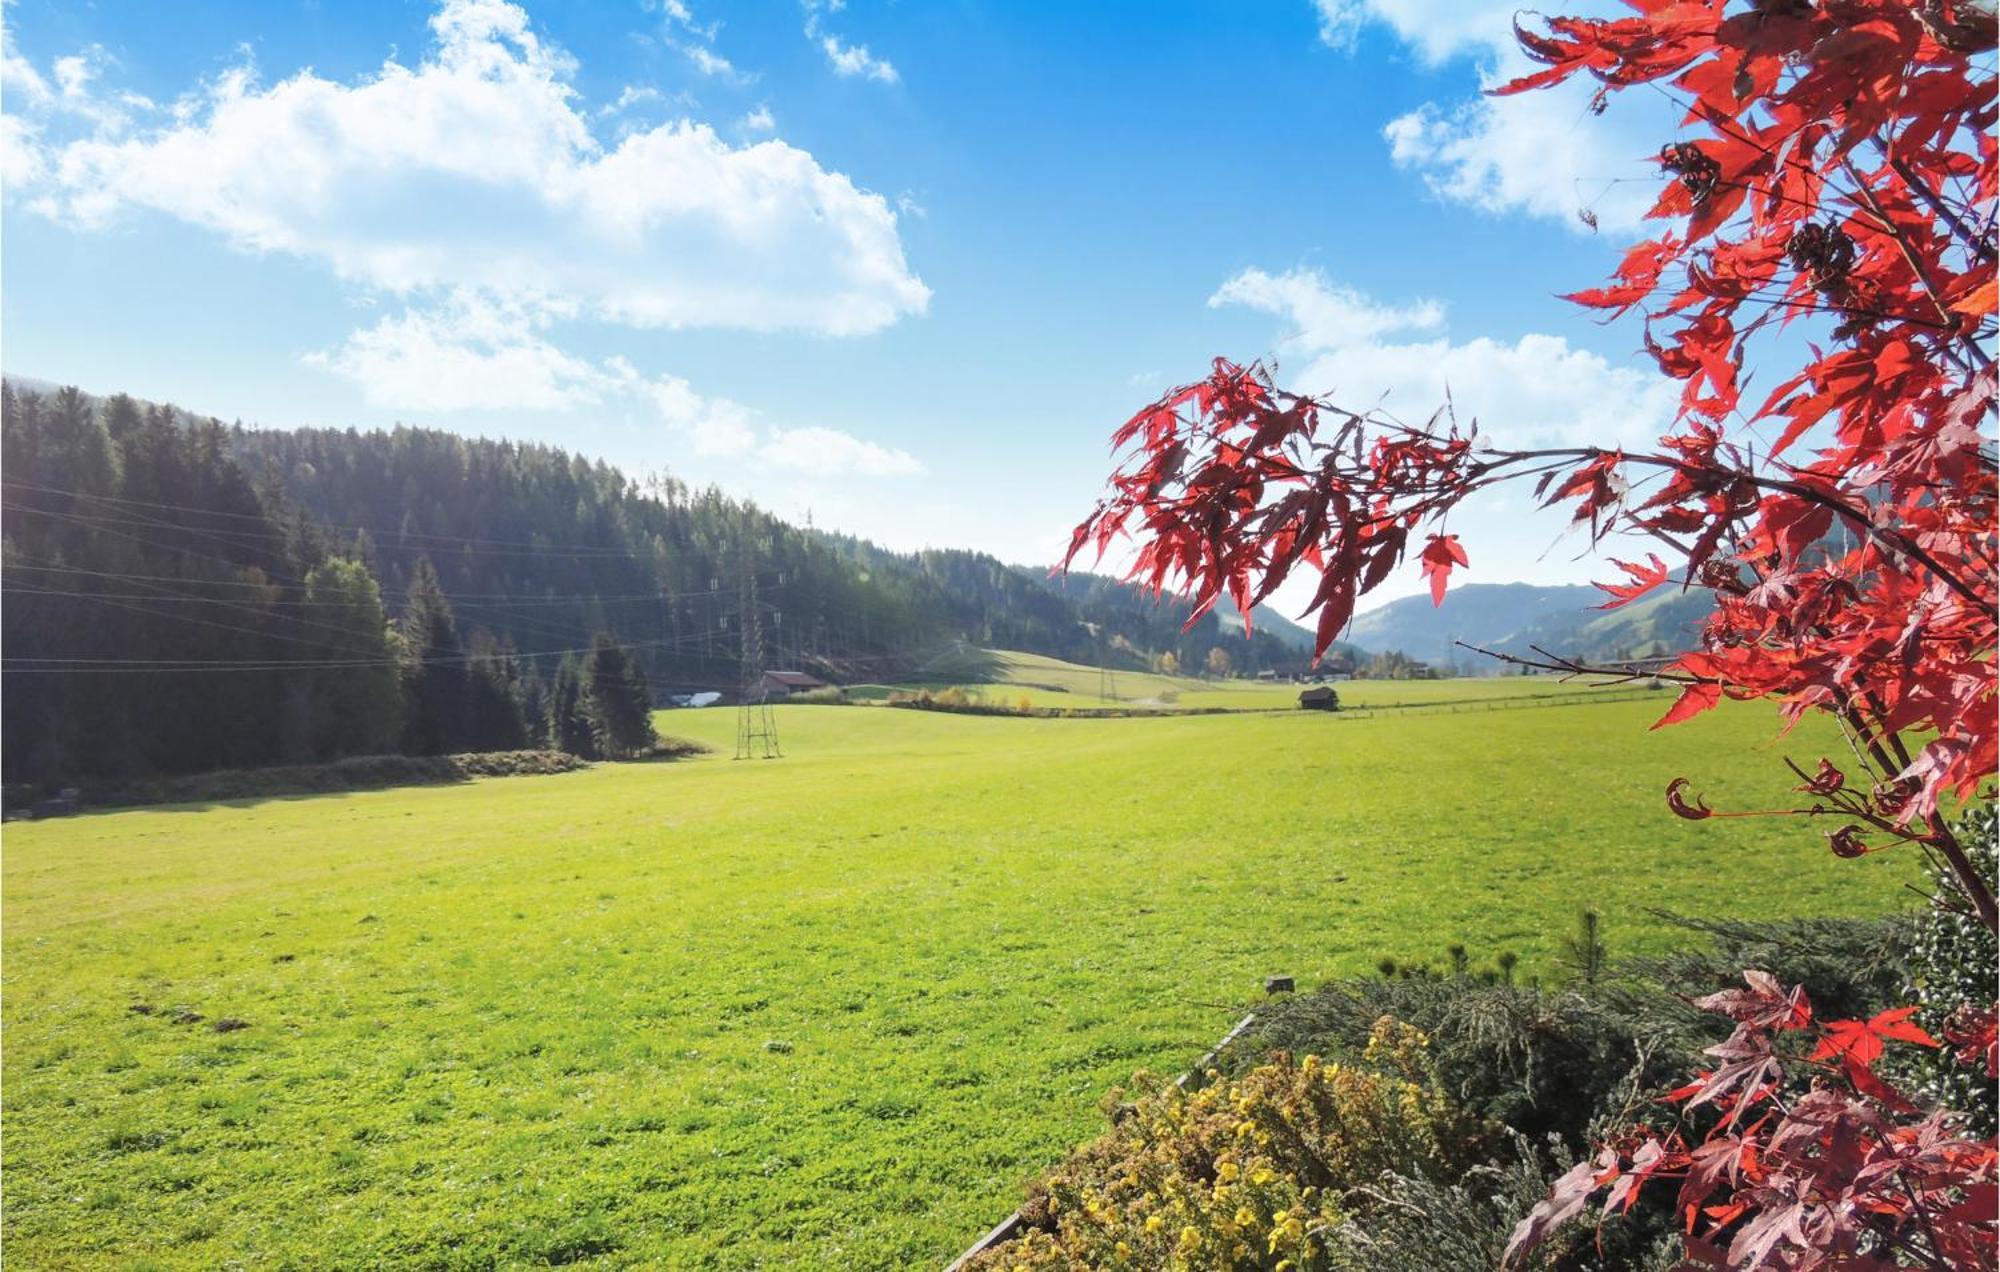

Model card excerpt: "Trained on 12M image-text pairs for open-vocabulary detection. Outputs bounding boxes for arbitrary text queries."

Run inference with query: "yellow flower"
[1250,1166,1275,1186]
[1178,1226,1202,1253]
[1234,1206,1257,1228]
[1145,1215,1164,1233]
[1217,1161,1240,1182]
[1115,1242,1131,1259]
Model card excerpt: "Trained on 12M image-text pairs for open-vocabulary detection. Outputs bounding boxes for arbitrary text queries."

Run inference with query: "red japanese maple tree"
[1067,6,1997,1262]
[1065,0,1997,929]
[1504,972,1998,1268]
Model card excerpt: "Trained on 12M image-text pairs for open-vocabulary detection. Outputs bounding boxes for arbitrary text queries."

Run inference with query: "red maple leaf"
[1418,533,1468,607]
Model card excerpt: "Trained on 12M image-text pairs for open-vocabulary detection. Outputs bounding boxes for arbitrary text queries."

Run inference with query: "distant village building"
[31,787,81,818]
[758,670,830,699]
[1297,686,1341,712]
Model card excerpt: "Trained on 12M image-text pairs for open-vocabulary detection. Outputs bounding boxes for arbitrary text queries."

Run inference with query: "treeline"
[231,428,1312,684]
[0,384,653,785]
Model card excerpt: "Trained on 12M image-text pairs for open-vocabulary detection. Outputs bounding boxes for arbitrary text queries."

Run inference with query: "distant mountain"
[1344,582,1711,671]
[1216,604,1320,652]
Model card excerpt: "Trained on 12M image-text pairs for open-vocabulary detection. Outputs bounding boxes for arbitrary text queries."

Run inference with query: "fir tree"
[584,633,655,759]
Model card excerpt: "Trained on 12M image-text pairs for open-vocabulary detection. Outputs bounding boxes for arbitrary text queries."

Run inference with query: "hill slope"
[2,376,1316,781]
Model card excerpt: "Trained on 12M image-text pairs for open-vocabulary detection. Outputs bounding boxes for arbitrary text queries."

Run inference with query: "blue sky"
[2,0,1686,612]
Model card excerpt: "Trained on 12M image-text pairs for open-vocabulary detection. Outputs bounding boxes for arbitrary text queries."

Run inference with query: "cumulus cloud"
[1312,1,1669,234]
[311,295,923,476]
[763,425,921,478]
[5,2,928,477]
[740,103,775,133]
[1210,266,1674,449]
[307,292,603,413]
[639,369,760,457]
[802,1,898,84]
[1312,0,1518,62]
[12,0,928,335]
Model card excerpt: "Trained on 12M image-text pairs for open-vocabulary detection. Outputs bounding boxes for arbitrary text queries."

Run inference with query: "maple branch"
[1492,445,1989,607]
[1886,154,1997,263]
[1839,158,1994,374]
[1450,641,1687,685]
[1921,814,1997,933]
[1885,1157,1957,1272]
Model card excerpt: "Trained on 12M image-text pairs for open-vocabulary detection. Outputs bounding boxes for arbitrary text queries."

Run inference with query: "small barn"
[758,670,830,699]
[1297,686,1341,712]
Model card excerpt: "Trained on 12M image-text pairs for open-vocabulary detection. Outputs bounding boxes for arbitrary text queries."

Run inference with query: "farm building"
[758,670,831,698]
[1297,686,1341,712]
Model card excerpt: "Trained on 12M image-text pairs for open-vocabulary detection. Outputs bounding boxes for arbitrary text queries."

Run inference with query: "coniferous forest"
[0,381,1307,785]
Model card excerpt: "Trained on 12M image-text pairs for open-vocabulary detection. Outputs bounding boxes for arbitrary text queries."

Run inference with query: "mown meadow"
[2,691,1914,1267]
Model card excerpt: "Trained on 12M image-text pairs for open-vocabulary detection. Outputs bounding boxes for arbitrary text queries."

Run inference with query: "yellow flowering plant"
[968,1018,1492,1270]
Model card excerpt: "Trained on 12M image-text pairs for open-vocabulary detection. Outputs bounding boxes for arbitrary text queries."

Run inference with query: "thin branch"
[1886,152,1997,263]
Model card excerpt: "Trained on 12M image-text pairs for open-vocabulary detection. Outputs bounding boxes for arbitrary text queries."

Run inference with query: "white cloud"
[1210,269,1442,349]
[1382,57,1662,233]
[1,113,45,186]
[640,370,759,457]
[598,84,664,116]
[12,0,928,335]
[648,0,748,81]
[802,1,898,84]
[1312,1,1669,234]
[740,103,775,133]
[763,425,921,478]
[4,27,54,112]
[1312,0,1517,62]
[307,292,603,413]
[1211,266,1674,449]
[1212,265,1681,612]
[309,294,923,476]
[677,40,742,80]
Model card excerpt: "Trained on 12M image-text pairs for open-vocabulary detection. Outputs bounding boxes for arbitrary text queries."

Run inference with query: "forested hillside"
[1,380,1306,783]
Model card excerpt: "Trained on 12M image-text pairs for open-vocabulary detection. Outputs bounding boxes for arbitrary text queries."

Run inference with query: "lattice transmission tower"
[733,555,782,760]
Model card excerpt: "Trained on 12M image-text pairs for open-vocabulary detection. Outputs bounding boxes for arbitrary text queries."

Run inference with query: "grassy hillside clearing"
[2,700,1910,1267]
[847,648,1642,713]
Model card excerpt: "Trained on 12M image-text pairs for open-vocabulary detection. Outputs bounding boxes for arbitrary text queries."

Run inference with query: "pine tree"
[303,558,402,758]
[584,632,655,759]
[400,556,470,755]
[547,653,597,759]
[464,633,528,752]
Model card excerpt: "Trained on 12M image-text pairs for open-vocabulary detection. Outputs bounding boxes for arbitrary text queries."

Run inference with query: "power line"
[0,627,728,674]
[3,478,662,558]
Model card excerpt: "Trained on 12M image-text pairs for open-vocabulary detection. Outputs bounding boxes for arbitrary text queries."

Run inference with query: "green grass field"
[2,696,1913,1267]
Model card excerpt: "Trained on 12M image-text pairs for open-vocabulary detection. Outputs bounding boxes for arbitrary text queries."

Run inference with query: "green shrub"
[1317,1133,1678,1272]
[1903,802,1998,1134]
[55,750,596,811]
[1237,977,1671,1154]
[787,686,848,705]
[1240,914,1909,1156]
